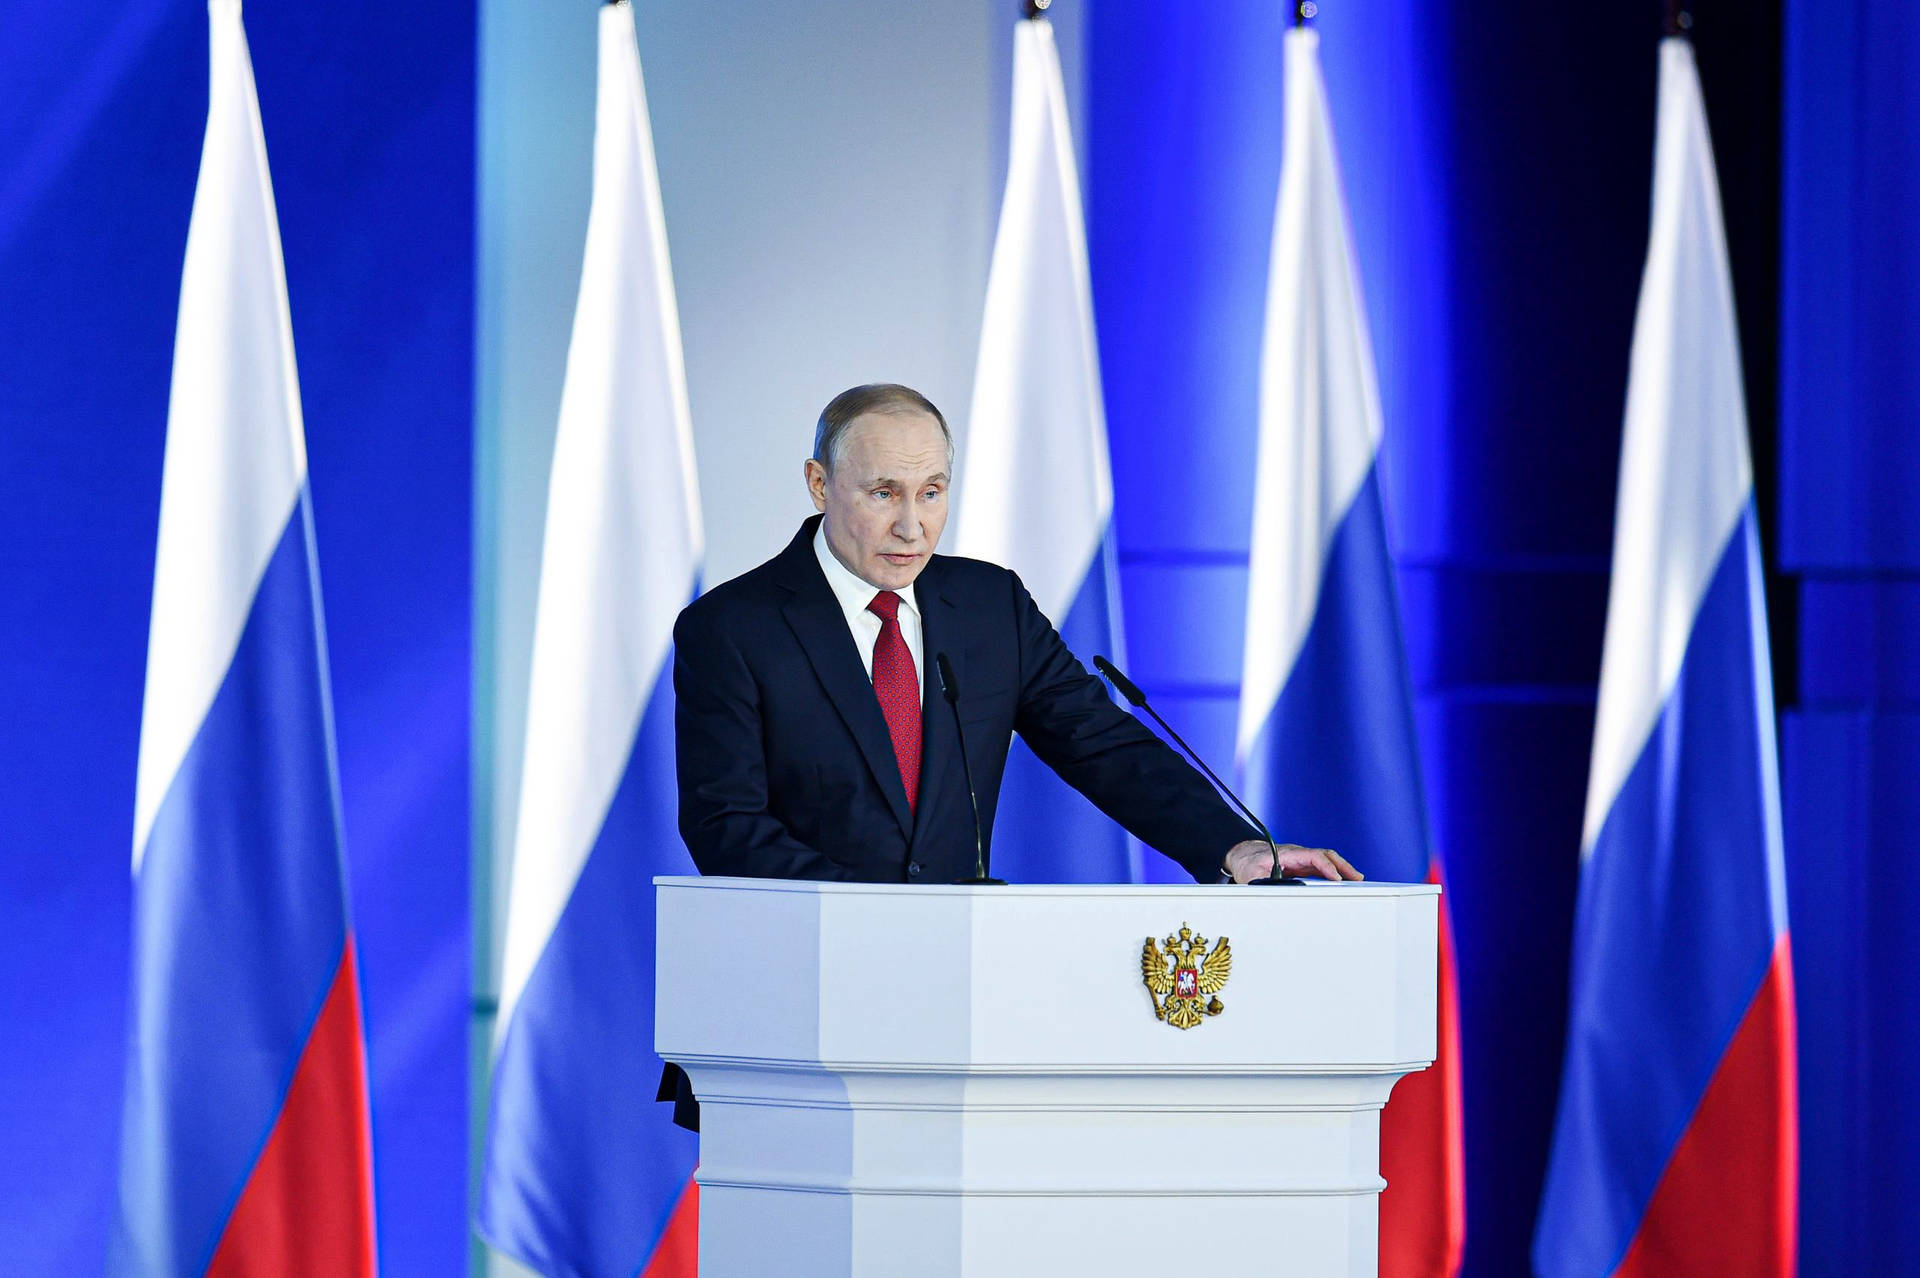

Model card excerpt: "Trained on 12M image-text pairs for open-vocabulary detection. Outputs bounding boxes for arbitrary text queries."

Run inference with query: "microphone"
[1091,655,1302,886]
[936,652,1004,886]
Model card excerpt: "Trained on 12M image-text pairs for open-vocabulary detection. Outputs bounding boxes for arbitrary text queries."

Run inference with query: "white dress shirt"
[814,521,923,685]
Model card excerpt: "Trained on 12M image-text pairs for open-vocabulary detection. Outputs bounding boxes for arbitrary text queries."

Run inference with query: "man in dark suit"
[662,383,1359,1128]
[672,383,1359,887]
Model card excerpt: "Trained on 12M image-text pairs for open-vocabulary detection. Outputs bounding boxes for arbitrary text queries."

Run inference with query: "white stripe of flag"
[953,15,1113,625]
[134,0,309,867]
[494,0,703,1045]
[1580,37,1760,858]
[1235,25,1383,765]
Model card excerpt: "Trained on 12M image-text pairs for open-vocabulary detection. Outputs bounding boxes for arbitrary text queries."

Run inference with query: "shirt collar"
[814,519,920,622]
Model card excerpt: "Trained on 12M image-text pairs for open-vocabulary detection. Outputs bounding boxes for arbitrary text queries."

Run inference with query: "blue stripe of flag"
[113,503,349,1276]
[479,656,697,1278]
[1243,464,1430,885]
[1534,508,1783,1276]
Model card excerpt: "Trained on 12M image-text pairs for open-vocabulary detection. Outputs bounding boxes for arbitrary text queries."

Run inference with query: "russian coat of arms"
[1141,923,1231,1029]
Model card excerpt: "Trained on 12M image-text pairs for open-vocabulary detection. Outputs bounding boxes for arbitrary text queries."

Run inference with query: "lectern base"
[686,1068,1400,1278]
[701,1185,1377,1277]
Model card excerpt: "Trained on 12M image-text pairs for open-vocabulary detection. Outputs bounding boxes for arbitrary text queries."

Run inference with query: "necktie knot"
[867,591,901,624]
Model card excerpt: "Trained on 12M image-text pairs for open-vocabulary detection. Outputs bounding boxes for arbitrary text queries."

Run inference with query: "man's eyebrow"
[870,472,949,488]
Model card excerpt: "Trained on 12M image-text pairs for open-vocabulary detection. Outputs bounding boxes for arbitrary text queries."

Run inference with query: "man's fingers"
[1277,844,1363,881]
[1230,842,1364,883]
[1305,851,1341,881]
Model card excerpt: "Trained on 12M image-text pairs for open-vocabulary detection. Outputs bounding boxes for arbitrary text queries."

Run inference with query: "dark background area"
[1091,1,1916,1274]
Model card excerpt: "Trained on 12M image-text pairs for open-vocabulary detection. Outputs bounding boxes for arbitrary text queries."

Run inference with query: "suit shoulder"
[679,556,786,633]
[926,552,1021,599]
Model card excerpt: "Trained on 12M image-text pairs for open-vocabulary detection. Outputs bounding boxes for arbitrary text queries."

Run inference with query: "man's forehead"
[841,411,948,473]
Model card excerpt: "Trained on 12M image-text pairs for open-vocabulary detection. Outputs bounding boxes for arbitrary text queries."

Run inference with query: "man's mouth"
[880,552,919,565]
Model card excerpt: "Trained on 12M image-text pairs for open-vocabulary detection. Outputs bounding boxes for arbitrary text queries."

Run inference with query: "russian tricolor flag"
[953,12,1137,885]
[1534,36,1797,1278]
[477,4,704,1275]
[113,1,376,1272]
[1236,26,1464,1277]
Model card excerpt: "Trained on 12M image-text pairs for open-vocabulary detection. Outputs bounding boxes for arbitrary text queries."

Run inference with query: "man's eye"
[871,489,892,500]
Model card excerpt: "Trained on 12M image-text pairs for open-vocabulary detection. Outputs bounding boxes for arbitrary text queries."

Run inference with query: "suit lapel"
[777,521,914,839]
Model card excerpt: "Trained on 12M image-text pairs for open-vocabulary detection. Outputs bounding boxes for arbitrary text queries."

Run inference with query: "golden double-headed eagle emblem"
[1142,923,1230,1029]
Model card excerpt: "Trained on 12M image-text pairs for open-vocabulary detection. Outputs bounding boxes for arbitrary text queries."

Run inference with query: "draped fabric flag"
[953,14,1137,885]
[1236,27,1464,1277]
[113,1,376,1272]
[477,4,704,1275]
[1534,37,1796,1278]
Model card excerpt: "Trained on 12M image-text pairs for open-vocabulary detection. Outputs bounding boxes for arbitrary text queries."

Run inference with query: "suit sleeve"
[673,604,856,881]
[1006,573,1260,883]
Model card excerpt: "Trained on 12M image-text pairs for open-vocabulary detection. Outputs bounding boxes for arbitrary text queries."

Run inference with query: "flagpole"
[1024,0,1050,19]
[1663,0,1692,36]
[1293,1,1316,26]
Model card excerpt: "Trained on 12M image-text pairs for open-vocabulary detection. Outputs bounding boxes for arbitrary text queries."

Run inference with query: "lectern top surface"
[654,875,1439,898]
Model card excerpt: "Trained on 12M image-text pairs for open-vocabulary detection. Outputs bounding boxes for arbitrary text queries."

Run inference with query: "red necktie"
[866,590,921,811]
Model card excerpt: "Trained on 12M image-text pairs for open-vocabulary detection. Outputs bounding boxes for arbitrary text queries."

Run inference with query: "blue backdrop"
[0,3,472,1273]
[3,1,1916,1275]
[1780,3,1920,1273]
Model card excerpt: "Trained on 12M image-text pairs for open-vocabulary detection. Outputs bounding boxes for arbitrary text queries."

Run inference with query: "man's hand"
[1223,840,1362,884]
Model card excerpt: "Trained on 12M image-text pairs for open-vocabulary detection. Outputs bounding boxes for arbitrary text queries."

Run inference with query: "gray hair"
[812,383,952,471]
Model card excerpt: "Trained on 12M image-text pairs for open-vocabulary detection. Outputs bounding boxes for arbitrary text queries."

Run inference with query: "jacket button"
[907,861,922,878]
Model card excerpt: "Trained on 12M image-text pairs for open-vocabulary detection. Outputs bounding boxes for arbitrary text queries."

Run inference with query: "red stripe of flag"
[1379,865,1467,1278]
[640,1177,699,1278]
[1616,938,1797,1278]
[206,940,376,1278]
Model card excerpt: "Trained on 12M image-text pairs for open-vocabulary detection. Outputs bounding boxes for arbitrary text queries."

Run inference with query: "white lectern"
[656,877,1438,1277]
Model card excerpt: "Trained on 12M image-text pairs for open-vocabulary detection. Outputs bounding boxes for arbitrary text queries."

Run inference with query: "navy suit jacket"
[672,516,1257,885]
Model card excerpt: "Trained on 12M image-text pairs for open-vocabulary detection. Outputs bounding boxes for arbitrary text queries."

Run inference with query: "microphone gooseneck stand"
[936,651,1005,886]
[1091,655,1302,886]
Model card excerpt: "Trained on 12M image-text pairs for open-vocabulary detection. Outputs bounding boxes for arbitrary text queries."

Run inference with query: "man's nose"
[891,500,923,543]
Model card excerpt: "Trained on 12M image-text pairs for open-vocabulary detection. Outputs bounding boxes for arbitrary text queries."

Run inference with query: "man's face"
[806,409,950,591]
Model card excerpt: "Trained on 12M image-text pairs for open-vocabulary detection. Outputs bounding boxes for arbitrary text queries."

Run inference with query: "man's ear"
[804,458,828,513]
